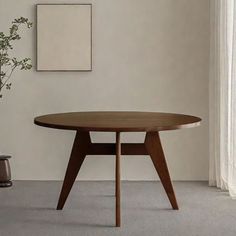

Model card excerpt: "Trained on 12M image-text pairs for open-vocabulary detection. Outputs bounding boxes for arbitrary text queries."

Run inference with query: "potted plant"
[0,17,32,187]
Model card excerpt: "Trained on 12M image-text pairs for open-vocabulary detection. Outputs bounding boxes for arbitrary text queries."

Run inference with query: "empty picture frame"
[36,4,92,71]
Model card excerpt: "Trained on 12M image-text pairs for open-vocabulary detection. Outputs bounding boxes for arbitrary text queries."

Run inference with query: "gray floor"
[0,181,236,236]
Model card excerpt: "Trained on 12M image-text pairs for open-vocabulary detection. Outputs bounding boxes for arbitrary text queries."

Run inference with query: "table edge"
[34,119,201,132]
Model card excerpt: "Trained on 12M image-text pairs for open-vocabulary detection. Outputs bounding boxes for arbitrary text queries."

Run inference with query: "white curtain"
[209,0,236,198]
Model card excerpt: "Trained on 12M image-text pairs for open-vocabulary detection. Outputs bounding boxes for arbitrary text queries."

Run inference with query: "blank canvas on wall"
[36,4,92,71]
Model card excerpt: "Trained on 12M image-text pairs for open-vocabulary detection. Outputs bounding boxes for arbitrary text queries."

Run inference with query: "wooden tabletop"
[34,111,201,132]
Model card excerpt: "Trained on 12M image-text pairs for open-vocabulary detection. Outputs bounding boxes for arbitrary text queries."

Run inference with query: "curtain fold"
[209,0,236,198]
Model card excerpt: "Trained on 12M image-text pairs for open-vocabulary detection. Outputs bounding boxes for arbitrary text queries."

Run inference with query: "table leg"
[145,132,179,210]
[57,131,91,210]
[115,132,121,227]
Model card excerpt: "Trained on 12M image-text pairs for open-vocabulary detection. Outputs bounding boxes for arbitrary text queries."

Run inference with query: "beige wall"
[0,0,210,180]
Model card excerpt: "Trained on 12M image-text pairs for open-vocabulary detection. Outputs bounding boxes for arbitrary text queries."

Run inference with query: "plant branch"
[0,17,32,98]
[0,65,17,90]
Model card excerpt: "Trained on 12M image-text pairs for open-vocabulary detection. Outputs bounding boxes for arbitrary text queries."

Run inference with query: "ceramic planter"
[0,155,12,187]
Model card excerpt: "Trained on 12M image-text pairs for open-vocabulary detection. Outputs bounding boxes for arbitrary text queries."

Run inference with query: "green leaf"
[10,24,18,35]
[0,16,33,96]
[6,83,12,90]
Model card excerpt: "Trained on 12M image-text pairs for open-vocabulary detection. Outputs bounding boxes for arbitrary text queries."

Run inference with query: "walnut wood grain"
[87,143,147,155]
[34,111,201,227]
[115,132,121,227]
[57,131,91,210]
[34,111,201,132]
[145,132,178,209]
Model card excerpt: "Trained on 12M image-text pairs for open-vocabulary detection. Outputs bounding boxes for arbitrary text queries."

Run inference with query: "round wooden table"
[34,111,201,227]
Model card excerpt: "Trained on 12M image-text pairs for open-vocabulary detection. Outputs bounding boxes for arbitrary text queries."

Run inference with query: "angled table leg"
[115,132,121,227]
[145,132,179,210]
[57,131,91,210]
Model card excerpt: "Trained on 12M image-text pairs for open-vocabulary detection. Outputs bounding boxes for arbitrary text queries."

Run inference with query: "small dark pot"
[0,155,12,187]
